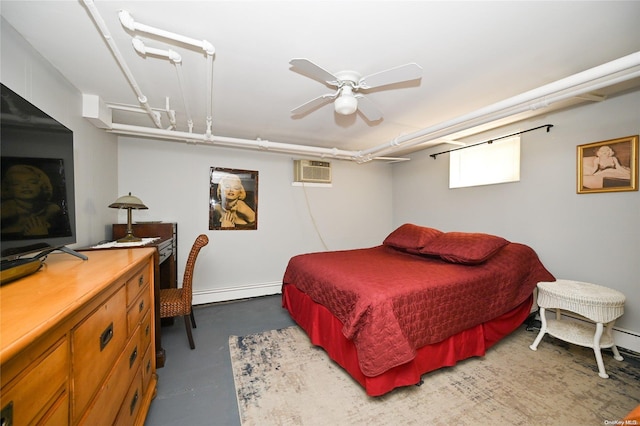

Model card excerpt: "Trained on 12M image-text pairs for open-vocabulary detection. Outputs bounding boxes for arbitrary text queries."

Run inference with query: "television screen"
[1,83,77,260]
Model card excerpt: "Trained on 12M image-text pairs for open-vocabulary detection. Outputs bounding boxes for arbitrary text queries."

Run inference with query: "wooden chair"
[159,234,209,349]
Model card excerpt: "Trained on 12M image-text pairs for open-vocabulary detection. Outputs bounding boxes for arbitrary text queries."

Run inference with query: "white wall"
[117,137,394,303]
[392,90,640,350]
[1,18,118,248]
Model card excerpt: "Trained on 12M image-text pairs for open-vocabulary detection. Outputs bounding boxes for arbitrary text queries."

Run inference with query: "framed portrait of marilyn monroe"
[577,135,638,194]
[209,167,258,230]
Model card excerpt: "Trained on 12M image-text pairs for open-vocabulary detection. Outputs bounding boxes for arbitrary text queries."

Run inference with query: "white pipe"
[131,37,193,131]
[105,63,640,163]
[107,102,167,114]
[82,1,163,128]
[108,123,360,160]
[118,10,215,55]
[165,97,176,130]
[109,123,406,161]
[205,53,214,137]
[174,62,193,130]
[357,51,640,161]
[119,9,215,135]
[369,66,640,160]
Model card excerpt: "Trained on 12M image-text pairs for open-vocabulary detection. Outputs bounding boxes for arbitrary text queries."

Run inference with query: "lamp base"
[116,233,142,243]
[117,209,142,243]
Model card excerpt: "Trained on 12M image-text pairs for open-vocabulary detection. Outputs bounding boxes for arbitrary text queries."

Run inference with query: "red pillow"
[383,224,443,251]
[420,232,509,264]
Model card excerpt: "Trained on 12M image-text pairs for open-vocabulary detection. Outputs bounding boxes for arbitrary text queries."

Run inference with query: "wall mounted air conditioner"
[293,159,332,184]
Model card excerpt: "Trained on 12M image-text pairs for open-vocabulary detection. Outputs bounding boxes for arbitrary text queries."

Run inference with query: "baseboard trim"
[193,281,282,305]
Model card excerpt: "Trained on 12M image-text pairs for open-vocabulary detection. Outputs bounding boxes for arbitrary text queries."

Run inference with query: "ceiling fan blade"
[291,92,338,116]
[290,58,340,86]
[358,63,423,90]
[354,94,383,122]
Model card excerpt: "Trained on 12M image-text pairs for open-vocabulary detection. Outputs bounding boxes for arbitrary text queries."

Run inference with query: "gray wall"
[391,90,640,345]
[116,137,394,303]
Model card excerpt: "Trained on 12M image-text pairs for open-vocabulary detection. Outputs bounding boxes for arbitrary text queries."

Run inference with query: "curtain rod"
[429,124,554,159]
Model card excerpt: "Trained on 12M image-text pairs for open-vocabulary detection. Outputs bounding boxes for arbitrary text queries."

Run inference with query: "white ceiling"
[2,1,640,160]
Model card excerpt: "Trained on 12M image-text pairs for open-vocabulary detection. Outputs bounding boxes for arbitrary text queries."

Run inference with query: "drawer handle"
[138,299,145,313]
[129,389,139,416]
[146,359,151,374]
[138,275,144,287]
[129,346,138,368]
[100,323,114,351]
[145,324,150,337]
[1,401,13,426]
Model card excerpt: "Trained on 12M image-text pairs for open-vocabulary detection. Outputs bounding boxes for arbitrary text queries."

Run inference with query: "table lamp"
[109,192,148,242]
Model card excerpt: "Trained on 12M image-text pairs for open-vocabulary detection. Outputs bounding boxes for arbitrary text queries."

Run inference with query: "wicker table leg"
[529,307,548,351]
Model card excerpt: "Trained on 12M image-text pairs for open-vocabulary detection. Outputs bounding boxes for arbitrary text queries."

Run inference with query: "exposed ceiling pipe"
[108,123,366,160]
[205,53,214,138]
[118,10,215,136]
[371,66,640,160]
[100,59,640,164]
[82,1,163,129]
[131,37,193,131]
[165,97,177,130]
[356,51,640,161]
[107,102,164,115]
[118,10,215,55]
[86,4,639,165]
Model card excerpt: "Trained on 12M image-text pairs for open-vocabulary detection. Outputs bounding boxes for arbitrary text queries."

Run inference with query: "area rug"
[229,326,640,426]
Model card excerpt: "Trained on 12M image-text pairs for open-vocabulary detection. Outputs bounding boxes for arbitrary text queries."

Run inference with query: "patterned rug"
[229,326,640,426]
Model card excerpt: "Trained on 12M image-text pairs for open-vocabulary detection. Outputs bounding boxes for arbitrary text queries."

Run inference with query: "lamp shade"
[109,192,148,210]
[334,94,358,115]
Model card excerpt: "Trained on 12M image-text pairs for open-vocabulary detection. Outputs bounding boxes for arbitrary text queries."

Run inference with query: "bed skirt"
[282,284,533,396]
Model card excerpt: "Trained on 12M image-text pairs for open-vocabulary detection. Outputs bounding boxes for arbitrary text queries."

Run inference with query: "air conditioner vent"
[293,159,332,184]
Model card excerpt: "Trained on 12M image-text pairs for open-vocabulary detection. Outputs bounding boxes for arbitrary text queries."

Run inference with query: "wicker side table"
[529,279,626,378]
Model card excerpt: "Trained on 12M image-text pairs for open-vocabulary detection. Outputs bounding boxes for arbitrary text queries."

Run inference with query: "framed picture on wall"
[209,167,258,230]
[577,135,638,194]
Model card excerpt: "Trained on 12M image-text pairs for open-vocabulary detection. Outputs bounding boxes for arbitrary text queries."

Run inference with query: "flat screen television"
[1,83,82,267]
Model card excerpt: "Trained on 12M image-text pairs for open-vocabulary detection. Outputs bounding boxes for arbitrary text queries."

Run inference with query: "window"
[449,136,520,188]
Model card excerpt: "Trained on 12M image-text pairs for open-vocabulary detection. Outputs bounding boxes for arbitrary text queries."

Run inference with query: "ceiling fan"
[290,58,423,122]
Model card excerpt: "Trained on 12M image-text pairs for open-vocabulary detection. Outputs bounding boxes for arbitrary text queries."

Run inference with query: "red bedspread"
[282,243,554,376]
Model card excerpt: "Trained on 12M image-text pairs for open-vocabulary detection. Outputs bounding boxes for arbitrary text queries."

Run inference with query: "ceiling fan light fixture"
[334,94,358,115]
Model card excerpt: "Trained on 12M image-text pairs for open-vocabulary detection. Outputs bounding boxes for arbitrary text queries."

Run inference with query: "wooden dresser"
[0,248,157,425]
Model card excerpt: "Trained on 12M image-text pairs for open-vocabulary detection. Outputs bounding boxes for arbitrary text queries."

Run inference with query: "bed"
[281,224,555,396]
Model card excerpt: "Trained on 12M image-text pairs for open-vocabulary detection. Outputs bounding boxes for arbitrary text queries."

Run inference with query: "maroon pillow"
[420,232,509,264]
[383,224,443,251]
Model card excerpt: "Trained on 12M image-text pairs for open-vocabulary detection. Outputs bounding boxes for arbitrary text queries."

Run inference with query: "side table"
[529,279,626,378]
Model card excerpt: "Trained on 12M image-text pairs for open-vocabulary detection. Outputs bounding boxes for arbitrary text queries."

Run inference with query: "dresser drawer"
[140,310,152,354]
[79,330,142,426]
[141,345,154,395]
[127,284,151,335]
[126,265,149,305]
[71,285,127,420]
[115,369,143,425]
[39,392,69,425]
[1,338,68,425]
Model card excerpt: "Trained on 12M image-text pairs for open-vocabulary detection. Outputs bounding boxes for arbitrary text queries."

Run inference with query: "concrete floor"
[145,294,295,426]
